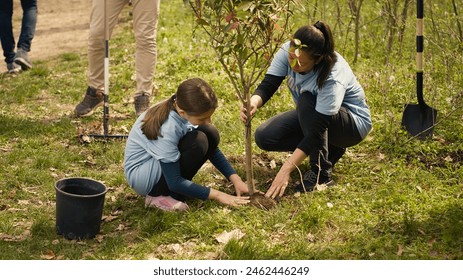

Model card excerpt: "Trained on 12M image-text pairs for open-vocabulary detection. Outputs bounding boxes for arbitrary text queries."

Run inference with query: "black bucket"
[55,177,107,240]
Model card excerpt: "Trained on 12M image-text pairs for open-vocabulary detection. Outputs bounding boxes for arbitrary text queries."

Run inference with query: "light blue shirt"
[267,42,372,138]
[124,110,195,196]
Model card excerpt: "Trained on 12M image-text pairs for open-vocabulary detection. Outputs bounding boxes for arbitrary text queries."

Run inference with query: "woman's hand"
[265,168,291,199]
[240,95,263,123]
[265,150,307,199]
[209,189,250,206]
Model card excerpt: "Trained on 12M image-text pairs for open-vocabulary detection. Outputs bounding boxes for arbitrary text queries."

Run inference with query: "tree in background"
[189,0,298,195]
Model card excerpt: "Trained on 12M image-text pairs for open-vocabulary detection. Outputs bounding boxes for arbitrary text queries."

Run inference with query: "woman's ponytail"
[312,21,337,89]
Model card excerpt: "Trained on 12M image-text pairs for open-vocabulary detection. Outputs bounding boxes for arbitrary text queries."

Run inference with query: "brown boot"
[134,92,151,116]
[74,87,104,117]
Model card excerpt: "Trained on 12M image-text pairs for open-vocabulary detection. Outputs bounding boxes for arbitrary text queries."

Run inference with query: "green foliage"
[190,0,297,101]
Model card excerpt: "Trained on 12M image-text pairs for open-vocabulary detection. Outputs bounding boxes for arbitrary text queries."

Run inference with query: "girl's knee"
[198,124,220,148]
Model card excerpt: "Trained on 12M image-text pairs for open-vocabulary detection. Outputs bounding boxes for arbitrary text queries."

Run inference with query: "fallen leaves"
[214,229,245,244]
[0,230,31,242]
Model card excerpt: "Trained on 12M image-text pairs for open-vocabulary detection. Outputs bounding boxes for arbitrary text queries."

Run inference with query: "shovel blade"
[401,103,437,139]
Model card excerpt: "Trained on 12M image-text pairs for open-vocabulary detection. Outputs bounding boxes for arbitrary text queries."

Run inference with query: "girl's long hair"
[141,78,218,140]
[292,21,337,89]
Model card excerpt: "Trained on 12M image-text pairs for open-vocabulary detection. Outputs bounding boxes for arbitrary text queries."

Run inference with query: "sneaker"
[6,62,21,74]
[134,92,150,116]
[294,168,333,193]
[145,195,189,212]
[14,49,32,70]
[74,86,104,117]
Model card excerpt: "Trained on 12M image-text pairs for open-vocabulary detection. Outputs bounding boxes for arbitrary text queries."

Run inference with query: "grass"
[0,1,462,260]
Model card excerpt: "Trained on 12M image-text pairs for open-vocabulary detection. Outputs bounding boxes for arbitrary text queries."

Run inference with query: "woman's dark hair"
[291,20,337,89]
[141,78,218,140]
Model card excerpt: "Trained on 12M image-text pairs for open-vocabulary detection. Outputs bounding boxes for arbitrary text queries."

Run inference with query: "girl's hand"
[229,174,249,196]
[265,168,291,199]
[209,189,250,206]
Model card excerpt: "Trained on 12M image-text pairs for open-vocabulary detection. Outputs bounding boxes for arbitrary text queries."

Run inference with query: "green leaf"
[223,23,234,33]
[196,18,210,26]
[238,1,254,12]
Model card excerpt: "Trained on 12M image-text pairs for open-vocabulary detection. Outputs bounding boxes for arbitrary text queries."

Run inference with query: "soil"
[0,0,91,73]
[249,192,278,210]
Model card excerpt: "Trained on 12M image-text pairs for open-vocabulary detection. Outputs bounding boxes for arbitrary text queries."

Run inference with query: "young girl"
[125,78,250,211]
[240,21,372,198]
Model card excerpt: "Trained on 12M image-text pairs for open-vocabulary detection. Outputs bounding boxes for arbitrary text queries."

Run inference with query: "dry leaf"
[306,233,315,242]
[444,155,453,162]
[102,214,119,222]
[269,159,277,169]
[81,135,91,143]
[316,184,328,191]
[215,229,245,244]
[95,235,104,243]
[41,250,56,260]
[397,245,404,256]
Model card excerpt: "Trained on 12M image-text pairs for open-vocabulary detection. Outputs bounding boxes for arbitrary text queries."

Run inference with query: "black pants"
[255,93,362,172]
[148,124,219,199]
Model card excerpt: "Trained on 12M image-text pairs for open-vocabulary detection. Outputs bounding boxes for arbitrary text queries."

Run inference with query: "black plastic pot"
[55,177,107,240]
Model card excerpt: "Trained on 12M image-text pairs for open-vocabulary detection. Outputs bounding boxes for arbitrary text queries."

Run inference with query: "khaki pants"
[87,0,160,96]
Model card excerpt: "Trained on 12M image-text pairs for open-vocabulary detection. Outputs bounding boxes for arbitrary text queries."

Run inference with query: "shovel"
[401,0,437,139]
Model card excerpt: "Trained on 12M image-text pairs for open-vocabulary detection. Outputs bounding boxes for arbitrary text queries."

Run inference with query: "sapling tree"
[189,0,297,195]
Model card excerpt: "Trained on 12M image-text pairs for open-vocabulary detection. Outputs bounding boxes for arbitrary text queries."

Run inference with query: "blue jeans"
[0,0,37,63]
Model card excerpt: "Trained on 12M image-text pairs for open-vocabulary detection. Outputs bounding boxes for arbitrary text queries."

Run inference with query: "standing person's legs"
[17,0,37,52]
[131,0,160,115]
[0,0,18,72]
[87,0,127,90]
[75,0,127,117]
[14,0,37,70]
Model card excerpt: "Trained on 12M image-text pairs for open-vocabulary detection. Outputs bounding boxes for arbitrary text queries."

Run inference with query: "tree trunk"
[245,93,255,195]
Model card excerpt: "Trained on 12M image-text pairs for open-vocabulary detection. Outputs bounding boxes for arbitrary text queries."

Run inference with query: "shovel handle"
[103,0,109,136]
[416,0,425,106]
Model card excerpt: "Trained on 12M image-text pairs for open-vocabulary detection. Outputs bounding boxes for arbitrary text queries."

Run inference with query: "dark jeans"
[0,0,37,63]
[255,92,362,172]
[148,124,220,200]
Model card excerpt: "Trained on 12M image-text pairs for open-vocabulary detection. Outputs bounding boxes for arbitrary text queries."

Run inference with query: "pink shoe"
[145,195,189,212]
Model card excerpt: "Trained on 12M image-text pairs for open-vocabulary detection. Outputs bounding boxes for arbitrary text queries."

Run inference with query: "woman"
[240,21,372,198]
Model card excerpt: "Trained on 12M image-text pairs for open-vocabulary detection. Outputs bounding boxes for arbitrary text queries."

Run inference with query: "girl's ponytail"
[141,95,176,140]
